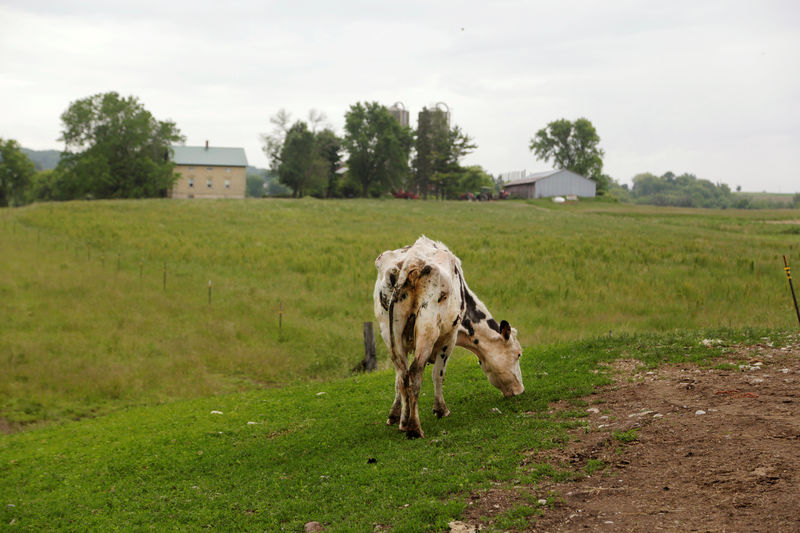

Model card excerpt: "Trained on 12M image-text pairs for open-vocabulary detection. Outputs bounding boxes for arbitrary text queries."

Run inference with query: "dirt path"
[458,340,800,532]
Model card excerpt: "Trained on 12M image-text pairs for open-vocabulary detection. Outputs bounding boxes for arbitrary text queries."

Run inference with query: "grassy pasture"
[1,329,794,531]
[1,198,799,425]
[733,191,798,207]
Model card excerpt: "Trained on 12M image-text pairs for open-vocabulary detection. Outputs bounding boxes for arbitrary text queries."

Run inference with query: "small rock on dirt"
[448,520,477,533]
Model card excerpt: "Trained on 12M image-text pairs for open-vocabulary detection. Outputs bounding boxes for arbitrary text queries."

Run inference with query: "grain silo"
[388,102,410,128]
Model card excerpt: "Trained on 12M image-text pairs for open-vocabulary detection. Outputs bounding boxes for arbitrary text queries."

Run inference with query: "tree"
[277,121,327,198]
[262,109,342,199]
[343,102,412,197]
[630,171,733,208]
[55,92,184,199]
[0,138,35,206]
[458,165,494,194]
[412,107,477,199]
[315,128,342,198]
[260,109,295,172]
[246,173,266,197]
[261,108,331,172]
[529,118,605,193]
[28,169,60,203]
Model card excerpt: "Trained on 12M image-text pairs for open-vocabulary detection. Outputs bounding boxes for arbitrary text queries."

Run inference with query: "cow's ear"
[500,320,511,341]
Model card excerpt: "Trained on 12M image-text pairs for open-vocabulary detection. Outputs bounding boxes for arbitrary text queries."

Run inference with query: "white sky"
[1,0,798,192]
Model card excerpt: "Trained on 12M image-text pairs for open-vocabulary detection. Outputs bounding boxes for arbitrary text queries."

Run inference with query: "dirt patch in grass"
[0,417,18,434]
[459,341,800,532]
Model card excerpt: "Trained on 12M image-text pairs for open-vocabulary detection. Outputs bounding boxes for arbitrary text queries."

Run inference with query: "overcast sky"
[2,1,798,192]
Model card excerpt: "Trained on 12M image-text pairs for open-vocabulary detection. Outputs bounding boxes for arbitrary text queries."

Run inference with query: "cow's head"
[460,320,524,397]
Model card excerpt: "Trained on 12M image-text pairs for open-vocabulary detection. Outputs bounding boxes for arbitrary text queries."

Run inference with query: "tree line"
[4,90,792,208]
[605,171,800,209]
[1,91,606,205]
[260,102,494,199]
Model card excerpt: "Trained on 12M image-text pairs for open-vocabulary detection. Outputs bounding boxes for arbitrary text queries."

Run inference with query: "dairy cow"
[373,236,524,438]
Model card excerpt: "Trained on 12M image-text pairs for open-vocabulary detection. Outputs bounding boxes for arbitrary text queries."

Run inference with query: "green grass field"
[733,191,798,207]
[1,198,798,425]
[2,328,794,531]
[1,198,799,530]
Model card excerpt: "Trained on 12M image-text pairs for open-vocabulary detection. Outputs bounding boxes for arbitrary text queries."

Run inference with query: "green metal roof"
[171,145,248,167]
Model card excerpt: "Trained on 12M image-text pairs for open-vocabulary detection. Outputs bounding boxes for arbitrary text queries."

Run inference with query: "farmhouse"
[503,169,596,199]
[169,142,248,199]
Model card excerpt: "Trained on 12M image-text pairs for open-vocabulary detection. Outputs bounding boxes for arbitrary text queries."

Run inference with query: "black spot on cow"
[456,271,467,312]
[473,339,479,345]
[402,313,416,346]
[389,272,397,286]
[487,318,501,334]
[463,290,486,324]
[421,301,428,309]
[452,317,459,327]
[420,265,433,277]
[437,291,447,303]
[500,320,511,341]
[440,370,443,377]
[462,318,474,337]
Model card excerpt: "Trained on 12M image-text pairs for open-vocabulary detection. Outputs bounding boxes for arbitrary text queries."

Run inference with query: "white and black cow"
[373,236,524,439]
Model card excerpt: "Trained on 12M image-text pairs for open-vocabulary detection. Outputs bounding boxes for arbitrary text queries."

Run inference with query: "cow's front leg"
[387,368,403,426]
[432,341,454,418]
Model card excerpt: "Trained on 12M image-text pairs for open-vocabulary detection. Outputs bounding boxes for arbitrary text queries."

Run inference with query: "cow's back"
[374,237,461,357]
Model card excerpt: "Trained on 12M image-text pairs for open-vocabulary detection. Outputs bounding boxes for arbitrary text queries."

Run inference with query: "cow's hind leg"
[402,360,424,439]
[432,338,455,418]
[387,368,403,426]
[404,336,436,439]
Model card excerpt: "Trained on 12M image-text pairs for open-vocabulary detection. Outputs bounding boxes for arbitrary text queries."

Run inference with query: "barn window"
[225,179,231,189]
[207,179,212,189]
[225,167,231,172]
[188,178,194,188]
[206,167,212,171]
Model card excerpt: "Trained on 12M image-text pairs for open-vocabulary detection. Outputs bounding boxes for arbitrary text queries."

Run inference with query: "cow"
[373,236,524,438]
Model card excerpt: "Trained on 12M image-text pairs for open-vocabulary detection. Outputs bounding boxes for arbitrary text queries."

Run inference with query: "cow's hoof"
[433,408,451,419]
[405,428,424,439]
[386,415,400,426]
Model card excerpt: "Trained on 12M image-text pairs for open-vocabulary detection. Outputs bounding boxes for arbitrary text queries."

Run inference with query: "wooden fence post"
[360,321,377,372]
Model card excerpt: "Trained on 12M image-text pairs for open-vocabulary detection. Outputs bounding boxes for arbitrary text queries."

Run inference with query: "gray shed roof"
[171,145,248,167]
[504,169,588,187]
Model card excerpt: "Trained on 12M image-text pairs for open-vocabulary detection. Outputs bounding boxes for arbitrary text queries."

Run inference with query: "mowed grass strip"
[1,329,788,532]
[1,199,798,425]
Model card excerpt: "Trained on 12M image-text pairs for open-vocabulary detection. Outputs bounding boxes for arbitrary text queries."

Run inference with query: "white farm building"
[503,169,596,199]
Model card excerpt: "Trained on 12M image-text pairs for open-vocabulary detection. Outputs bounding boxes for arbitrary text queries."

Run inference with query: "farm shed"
[504,169,596,199]
[169,142,248,199]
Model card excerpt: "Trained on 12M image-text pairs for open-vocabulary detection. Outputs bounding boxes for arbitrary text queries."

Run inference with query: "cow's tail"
[387,257,428,364]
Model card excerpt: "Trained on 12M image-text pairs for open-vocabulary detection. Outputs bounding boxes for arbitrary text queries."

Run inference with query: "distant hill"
[21,148,61,171]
